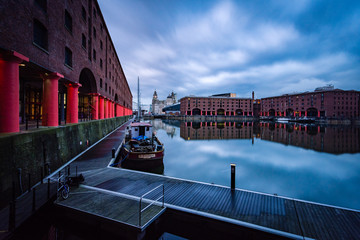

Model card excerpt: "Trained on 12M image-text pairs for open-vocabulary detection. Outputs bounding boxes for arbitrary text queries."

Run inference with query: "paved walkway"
[0,120,132,240]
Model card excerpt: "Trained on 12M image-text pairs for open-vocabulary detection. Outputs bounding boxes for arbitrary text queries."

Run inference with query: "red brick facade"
[180,96,253,116]
[261,90,360,118]
[0,0,132,132]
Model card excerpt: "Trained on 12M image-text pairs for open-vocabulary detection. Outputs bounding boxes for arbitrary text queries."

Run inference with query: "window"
[93,8,96,18]
[33,19,48,50]
[65,10,72,33]
[81,6,86,21]
[100,78,103,88]
[93,27,96,39]
[105,83,107,91]
[93,49,96,61]
[100,40,103,50]
[35,0,47,12]
[100,59,103,69]
[82,34,86,49]
[109,87,111,94]
[65,47,72,67]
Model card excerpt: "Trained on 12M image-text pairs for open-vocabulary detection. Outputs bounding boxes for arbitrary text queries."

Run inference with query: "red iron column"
[42,72,63,126]
[116,104,120,117]
[0,51,29,133]
[104,98,108,118]
[99,96,104,119]
[89,93,99,120]
[111,101,114,118]
[65,83,82,123]
[108,99,111,118]
[108,100,112,118]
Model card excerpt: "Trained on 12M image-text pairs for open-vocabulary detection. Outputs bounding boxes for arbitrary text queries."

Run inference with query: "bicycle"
[58,176,70,199]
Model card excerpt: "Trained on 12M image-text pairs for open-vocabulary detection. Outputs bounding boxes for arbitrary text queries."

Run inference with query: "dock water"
[2,120,359,239]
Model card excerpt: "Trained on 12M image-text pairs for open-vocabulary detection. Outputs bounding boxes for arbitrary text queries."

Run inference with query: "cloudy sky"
[98,0,360,109]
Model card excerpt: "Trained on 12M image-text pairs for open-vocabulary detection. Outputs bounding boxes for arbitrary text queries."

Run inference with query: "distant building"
[163,103,180,115]
[180,93,254,116]
[152,90,177,115]
[179,87,359,119]
[260,87,360,118]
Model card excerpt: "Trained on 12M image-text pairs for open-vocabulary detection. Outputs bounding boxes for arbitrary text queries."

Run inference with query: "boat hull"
[120,146,164,162]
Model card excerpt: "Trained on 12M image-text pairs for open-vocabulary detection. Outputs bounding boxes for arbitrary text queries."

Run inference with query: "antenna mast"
[137,77,141,119]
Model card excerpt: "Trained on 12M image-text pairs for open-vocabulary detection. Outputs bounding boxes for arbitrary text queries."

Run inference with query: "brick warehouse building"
[260,86,360,119]
[180,93,254,117]
[0,0,132,133]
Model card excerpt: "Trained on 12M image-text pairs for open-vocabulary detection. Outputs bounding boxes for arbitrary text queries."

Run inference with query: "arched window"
[65,47,72,67]
[65,10,72,33]
[82,34,86,49]
[33,19,48,50]
[81,6,86,21]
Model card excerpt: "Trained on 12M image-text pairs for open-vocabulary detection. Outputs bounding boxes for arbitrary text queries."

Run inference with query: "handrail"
[139,184,164,226]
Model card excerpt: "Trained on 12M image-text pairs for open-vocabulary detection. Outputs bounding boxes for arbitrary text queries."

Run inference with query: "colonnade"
[0,50,132,133]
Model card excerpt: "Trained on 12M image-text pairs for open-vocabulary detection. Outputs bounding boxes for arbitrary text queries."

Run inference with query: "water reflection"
[177,121,360,154]
[151,119,360,210]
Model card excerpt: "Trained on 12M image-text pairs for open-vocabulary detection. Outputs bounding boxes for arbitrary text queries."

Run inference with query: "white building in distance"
[152,90,177,115]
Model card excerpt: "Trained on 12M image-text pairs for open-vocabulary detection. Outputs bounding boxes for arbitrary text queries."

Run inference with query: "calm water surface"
[147,119,360,211]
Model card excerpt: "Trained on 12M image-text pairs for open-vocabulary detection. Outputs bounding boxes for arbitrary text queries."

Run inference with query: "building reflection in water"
[179,121,360,154]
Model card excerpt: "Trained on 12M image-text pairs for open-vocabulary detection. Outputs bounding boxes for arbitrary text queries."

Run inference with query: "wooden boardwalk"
[64,166,360,240]
[9,118,357,239]
[56,185,165,230]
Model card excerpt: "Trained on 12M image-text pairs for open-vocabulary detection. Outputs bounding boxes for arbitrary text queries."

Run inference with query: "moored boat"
[120,122,164,164]
[276,117,290,123]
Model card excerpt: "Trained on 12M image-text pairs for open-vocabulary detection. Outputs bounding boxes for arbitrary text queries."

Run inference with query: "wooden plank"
[57,163,360,240]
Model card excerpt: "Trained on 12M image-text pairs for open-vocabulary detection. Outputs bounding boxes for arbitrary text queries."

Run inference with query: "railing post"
[67,165,70,176]
[40,167,43,184]
[76,166,78,177]
[47,178,50,200]
[139,198,141,226]
[231,164,236,191]
[32,188,36,212]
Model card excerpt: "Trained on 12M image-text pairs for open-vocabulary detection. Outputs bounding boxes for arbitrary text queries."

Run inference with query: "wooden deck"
[7,118,358,239]
[64,166,360,240]
[56,185,165,230]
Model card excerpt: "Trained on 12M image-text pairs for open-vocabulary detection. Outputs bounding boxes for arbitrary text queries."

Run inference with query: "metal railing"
[139,184,164,226]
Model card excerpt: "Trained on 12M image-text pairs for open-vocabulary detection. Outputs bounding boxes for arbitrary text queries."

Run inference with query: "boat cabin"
[130,122,152,139]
